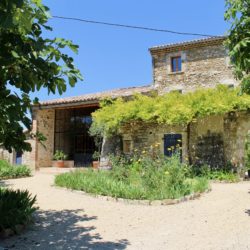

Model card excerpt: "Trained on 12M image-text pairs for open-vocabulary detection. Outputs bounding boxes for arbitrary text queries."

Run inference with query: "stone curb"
[53,185,211,206]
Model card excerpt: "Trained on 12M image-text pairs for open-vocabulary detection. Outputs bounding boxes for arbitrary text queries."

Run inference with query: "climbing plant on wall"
[91,85,250,137]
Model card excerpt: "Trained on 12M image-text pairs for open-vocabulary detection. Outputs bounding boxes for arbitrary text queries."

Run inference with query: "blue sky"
[36,0,229,101]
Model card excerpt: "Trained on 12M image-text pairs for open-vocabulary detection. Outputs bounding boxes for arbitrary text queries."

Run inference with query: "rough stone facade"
[120,112,250,169]
[120,122,188,162]
[34,109,55,169]
[22,109,55,170]
[151,43,238,93]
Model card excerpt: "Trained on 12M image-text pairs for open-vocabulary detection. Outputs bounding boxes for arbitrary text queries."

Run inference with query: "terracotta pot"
[56,160,65,168]
[92,161,100,169]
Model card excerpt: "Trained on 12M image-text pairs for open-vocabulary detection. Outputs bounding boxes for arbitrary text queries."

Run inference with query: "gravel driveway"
[1,172,250,250]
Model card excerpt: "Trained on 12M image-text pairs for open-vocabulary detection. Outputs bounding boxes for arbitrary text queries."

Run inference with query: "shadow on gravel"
[245,209,250,216]
[2,209,129,250]
[0,180,12,188]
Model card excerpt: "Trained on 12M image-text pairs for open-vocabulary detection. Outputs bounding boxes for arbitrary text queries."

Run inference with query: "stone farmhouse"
[2,36,250,170]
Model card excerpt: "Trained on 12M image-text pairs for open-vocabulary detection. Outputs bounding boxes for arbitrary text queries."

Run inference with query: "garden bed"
[55,184,211,206]
[0,160,31,180]
[55,155,210,201]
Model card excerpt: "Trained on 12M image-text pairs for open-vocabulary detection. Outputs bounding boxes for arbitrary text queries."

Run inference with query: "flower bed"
[55,155,209,201]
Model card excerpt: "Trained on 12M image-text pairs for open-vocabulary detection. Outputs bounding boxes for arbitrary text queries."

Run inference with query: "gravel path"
[1,173,250,250]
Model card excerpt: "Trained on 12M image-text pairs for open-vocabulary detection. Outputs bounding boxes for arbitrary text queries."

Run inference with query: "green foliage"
[89,122,103,157]
[0,160,31,179]
[92,151,101,161]
[225,0,250,93]
[245,131,250,170]
[92,85,250,136]
[55,154,209,200]
[189,164,240,183]
[53,150,67,161]
[0,188,37,232]
[0,0,82,152]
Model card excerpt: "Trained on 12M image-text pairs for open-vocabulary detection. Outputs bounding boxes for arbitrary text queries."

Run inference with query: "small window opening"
[171,56,182,72]
[123,140,132,154]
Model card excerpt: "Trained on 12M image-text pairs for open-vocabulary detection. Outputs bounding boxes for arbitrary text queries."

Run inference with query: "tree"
[0,0,82,152]
[225,0,250,93]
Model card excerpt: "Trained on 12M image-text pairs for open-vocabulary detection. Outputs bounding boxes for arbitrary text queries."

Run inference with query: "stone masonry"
[150,37,238,93]
[120,112,250,169]
[11,109,55,170]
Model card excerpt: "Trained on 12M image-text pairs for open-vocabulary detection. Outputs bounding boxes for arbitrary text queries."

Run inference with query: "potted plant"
[92,151,100,169]
[53,150,67,168]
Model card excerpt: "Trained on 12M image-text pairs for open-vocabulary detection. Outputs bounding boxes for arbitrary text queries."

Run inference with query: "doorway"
[54,106,98,167]
[164,133,182,160]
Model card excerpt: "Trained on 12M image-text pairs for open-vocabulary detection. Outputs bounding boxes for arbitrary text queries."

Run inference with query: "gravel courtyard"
[1,172,250,250]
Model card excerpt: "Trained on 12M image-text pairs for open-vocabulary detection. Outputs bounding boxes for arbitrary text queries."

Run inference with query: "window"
[123,140,132,154]
[171,56,182,72]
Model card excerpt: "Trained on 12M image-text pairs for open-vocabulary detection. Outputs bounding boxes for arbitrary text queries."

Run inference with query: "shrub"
[0,160,31,179]
[0,188,37,233]
[189,164,239,182]
[55,154,209,200]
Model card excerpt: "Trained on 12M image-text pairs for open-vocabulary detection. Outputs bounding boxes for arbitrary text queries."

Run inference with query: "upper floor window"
[171,56,182,72]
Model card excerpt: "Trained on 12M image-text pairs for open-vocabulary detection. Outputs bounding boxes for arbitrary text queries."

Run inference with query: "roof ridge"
[39,84,154,106]
[149,36,226,51]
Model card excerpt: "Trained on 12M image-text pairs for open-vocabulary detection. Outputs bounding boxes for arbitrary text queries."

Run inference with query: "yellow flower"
[142,150,146,154]
[165,171,169,175]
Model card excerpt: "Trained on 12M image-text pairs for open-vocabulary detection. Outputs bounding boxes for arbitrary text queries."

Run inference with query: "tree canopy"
[225,0,250,93]
[0,0,82,152]
[91,86,250,137]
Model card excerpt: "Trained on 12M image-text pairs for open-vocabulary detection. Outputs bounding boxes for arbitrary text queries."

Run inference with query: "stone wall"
[35,108,55,169]
[188,115,225,167]
[0,148,14,165]
[120,122,188,162]
[22,138,36,171]
[224,112,250,168]
[119,112,250,168]
[151,44,238,93]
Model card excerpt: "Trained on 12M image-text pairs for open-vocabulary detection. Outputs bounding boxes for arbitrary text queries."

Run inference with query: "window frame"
[171,56,182,73]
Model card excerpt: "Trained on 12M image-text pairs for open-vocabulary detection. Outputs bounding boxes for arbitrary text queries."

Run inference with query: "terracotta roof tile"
[39,85,154,107]
[149,36,226,52]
